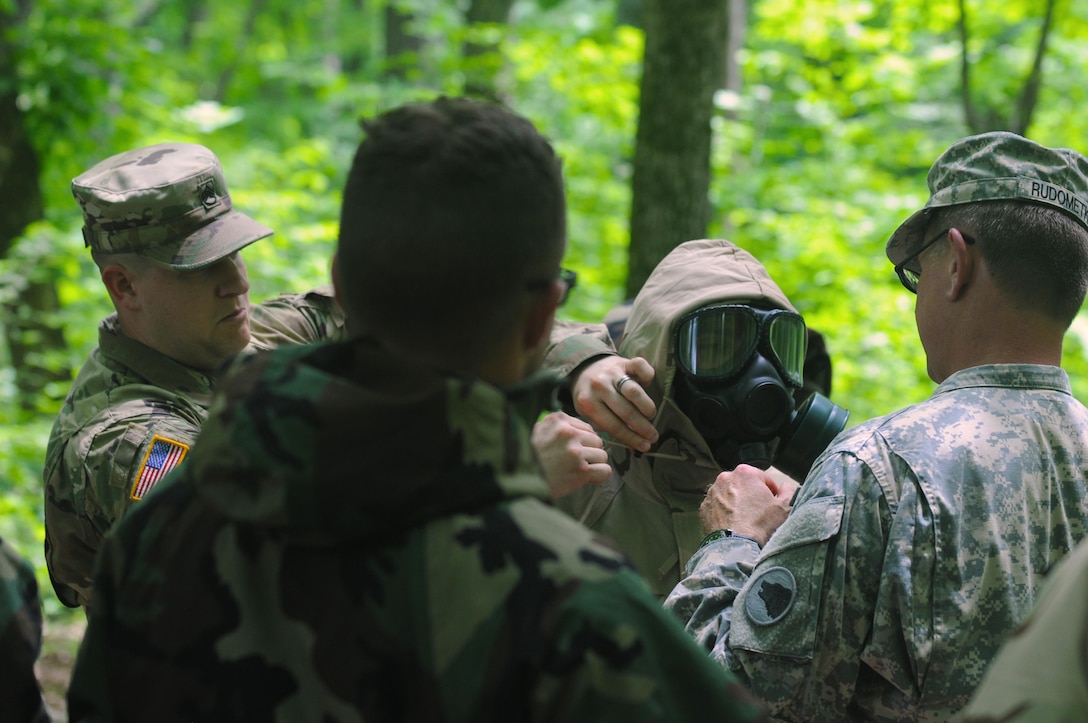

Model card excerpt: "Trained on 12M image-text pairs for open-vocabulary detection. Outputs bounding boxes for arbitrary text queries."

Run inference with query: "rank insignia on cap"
[744,566,797,625]
[130,435,190,501]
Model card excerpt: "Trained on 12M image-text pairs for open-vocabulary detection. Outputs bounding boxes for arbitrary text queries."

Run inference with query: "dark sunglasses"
[527,268,578,306]
[894,228,976,293]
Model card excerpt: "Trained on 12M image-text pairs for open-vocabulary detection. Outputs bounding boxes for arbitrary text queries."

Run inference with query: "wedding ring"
[614,374,635,394]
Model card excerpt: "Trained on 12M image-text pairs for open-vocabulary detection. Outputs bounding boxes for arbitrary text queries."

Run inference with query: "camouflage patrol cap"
[72,143,272,270]
[887,131,1088,265]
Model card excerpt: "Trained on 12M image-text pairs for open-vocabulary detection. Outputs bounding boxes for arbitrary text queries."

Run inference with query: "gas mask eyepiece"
[675,304,806,387]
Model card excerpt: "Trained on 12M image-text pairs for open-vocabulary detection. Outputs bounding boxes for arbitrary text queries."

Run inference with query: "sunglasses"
[527,268,578,306]
[894,228,976,293]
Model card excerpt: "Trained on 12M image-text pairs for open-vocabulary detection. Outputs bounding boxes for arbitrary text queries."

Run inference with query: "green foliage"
[698,0,1088,424]
[12,0,194,215]
[4,0,1088,634]
[509,16,643,321]
[0,419,65,615]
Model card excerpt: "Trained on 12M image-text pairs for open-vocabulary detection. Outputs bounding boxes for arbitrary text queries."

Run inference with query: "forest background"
[2,0,1088,716]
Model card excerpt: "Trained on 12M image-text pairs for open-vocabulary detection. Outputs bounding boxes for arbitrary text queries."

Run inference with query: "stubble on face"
[144,254,253,372]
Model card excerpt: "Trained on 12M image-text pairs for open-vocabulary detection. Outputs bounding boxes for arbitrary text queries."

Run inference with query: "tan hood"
[618,239,796,404]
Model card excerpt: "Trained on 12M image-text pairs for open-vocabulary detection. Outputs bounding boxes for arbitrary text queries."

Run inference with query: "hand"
[699,464,797,546]
[569,355,658,452]
[531,412,612,499]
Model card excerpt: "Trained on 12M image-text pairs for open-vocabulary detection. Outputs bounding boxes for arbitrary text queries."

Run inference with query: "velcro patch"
[744,566,797,625]
[130,435,189,500]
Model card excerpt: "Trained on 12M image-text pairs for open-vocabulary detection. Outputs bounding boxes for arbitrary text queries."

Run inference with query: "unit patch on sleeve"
[130,435,190,501]
[744,566,797,625]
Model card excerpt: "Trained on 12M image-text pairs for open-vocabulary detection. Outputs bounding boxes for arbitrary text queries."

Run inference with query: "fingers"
[576,396,657,452]
[617,356,657,424]
[570,355,659,452]
[774,477,801,504]
[763,466,801,498]
[533,412,602,448]
[580,460,612,485]
[698,465,790,546]
[561,415,606,447]
[531,412,613,499]
[718,464,774,493]
[623,355,656,388]
[749,464,801,504]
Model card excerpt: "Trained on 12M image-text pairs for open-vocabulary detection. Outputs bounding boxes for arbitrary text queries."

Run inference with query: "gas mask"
[671,304,849,480]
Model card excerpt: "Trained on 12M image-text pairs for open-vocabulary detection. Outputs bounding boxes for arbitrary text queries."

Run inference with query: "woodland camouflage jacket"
[43,287,344,609]
[66,337,768,723]
[0,537,49,722]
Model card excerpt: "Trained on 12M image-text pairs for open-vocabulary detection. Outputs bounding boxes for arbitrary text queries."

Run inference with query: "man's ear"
[523,281,561,352]
[100,264,141,311]
[947,227,975,301]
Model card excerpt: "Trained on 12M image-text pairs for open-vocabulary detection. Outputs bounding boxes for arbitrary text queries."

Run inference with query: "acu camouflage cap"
[72,143,272,270]
[887,131,1088,265]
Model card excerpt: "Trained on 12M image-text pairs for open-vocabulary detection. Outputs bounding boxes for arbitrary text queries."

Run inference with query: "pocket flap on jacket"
[758,494,845,561]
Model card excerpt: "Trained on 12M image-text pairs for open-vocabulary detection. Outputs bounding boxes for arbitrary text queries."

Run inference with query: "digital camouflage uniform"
[666,132,1088,721]
[0,537,49,722]
[66,337,768,723]
[959,535,1088,722]
[666,365,1088,721]
[44,142,346,608]
[550,239,800,598]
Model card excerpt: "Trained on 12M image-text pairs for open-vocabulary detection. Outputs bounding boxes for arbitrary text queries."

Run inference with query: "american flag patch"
[130,435,190,501]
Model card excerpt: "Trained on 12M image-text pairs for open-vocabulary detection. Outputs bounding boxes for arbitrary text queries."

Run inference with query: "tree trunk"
[383,1,424,80]
[0,1,70,411]
[338,0,370,75]
[214,0,268,102]
[626,0,729,298]
[3,276,69,411]
[462,0,515,100]
[0,5,40,258]
[958,0,1057,135]
[723,0,746,98]
[1010,0,1056,135]
[616,0,643,28]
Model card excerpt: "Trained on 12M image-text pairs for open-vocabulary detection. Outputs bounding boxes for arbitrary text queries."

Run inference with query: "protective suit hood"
[619,239,796,406]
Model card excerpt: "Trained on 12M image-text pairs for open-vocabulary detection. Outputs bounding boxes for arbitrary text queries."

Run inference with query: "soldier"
[44,142,345,609]
[0,537,49,722]
[538,238,846,598]
[66,97,769,721]
[665,132,1088,719]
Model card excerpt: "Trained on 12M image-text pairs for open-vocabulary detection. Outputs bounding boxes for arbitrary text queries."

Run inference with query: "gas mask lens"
[675,305,806,387]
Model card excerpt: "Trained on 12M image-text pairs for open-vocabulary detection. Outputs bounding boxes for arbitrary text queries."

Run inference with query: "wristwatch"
[698,528,761,549]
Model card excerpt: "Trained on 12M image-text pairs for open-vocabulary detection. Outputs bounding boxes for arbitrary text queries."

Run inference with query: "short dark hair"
[932,200,1088,326]
[337,97,566,363]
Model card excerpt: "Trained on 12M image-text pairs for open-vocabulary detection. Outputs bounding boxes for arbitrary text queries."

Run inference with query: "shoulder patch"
[744,566,797,625]
[130,435,189,500]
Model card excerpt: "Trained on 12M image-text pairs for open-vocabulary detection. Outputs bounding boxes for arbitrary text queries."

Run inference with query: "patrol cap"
[72,142,273,270]
[887,131,1088,266]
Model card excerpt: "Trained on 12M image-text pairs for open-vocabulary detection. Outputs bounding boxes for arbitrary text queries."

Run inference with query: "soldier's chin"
[219,324,252,359]
[233,326,252,352]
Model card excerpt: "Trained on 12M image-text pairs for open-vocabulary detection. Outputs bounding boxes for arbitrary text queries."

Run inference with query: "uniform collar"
[99,314,217,403]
